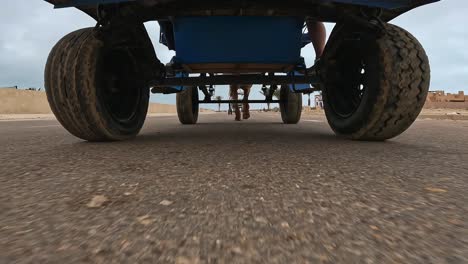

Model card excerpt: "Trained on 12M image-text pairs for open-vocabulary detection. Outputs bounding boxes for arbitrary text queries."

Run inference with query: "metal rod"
[150,74,320,87]
[199,85,210,98]
[199,100,281,104]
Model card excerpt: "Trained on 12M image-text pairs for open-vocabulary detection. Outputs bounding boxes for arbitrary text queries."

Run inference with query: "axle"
[199,100,282,104]
[150,73,320,87]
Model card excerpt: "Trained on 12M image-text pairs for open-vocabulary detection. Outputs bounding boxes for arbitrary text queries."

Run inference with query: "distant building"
[425,90,468,109]
[426,90,467,103]
[314,93,323,109]
[0,86,18,89]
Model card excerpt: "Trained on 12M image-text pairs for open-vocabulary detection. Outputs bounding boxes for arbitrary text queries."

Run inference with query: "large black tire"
[321,23,430,141]
[176,86,199,124]
[279,85,302,124]
[45,26,157,141]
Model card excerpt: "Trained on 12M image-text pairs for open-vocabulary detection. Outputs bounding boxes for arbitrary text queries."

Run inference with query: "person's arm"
[306,19,326,59]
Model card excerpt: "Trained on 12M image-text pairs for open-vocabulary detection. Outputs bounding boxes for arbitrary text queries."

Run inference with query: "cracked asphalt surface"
[1,112,467,263]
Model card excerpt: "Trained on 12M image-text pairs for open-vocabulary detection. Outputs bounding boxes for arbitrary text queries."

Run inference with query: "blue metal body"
[52,0,438,10]
[324,0,437,9]
[172,16,303,65]
[45,0,439,92]
[168,16,310,92]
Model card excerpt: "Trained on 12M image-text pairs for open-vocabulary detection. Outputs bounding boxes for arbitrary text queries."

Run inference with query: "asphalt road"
[1,112,467,263]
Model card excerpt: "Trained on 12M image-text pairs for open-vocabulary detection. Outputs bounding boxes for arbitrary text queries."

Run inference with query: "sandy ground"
[1,108,467,121]
[0,89,189,117]
[303,108,468,120]
[0,114,180,121]
[0,113,221,121]
[0,114,58,121]
[419,108,468,120]
[1,88,466,121]
[0,89,51,114]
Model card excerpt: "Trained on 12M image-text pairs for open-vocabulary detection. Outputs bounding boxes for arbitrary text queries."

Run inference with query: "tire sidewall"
[45,26,154,141]
[280,85,302,124]
[92,36,149,139]
[191,86,200,122]
[177,86,199,124]
[322,25,389,137]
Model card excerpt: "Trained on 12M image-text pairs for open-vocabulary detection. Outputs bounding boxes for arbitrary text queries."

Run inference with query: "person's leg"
[306,19,326,59]
[241,85,252,120]
[230,85,241,121]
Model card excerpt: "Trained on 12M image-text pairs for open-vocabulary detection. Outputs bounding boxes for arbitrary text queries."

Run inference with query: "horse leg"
[241,85,251,120]
[228,103,232,115]
[230,85,241,121]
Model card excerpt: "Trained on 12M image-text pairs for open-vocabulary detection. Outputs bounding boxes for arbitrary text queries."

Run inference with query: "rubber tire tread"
[280,85,302,124]
[176,86,199,124]
[45,28,149,141]
[324,24,430,141]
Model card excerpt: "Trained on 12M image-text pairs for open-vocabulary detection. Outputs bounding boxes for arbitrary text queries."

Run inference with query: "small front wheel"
[176,86,199,124]
[279,85,302,124]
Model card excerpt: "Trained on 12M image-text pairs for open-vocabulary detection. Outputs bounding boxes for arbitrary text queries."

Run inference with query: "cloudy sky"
[0,0,466,107]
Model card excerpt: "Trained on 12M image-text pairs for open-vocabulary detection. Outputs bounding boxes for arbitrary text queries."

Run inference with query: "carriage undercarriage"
[43,0,436,141]
[152,71,320,123]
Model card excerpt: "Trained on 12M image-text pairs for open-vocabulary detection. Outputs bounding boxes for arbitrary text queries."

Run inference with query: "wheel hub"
[102,49,141,123]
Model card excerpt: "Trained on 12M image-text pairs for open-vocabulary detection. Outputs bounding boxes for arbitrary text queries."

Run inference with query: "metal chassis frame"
[150,72,320,89]
[46,0,437,23]
[69,0,395,100]
[145,7,389,96]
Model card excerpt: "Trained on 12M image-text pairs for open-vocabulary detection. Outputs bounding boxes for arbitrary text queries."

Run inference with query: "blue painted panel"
[330,0,438,9]
[173,72,188,91]
[53,0,134,8]
[289,71,311,91]
[51,0,438,9]
[173,16,304,64]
